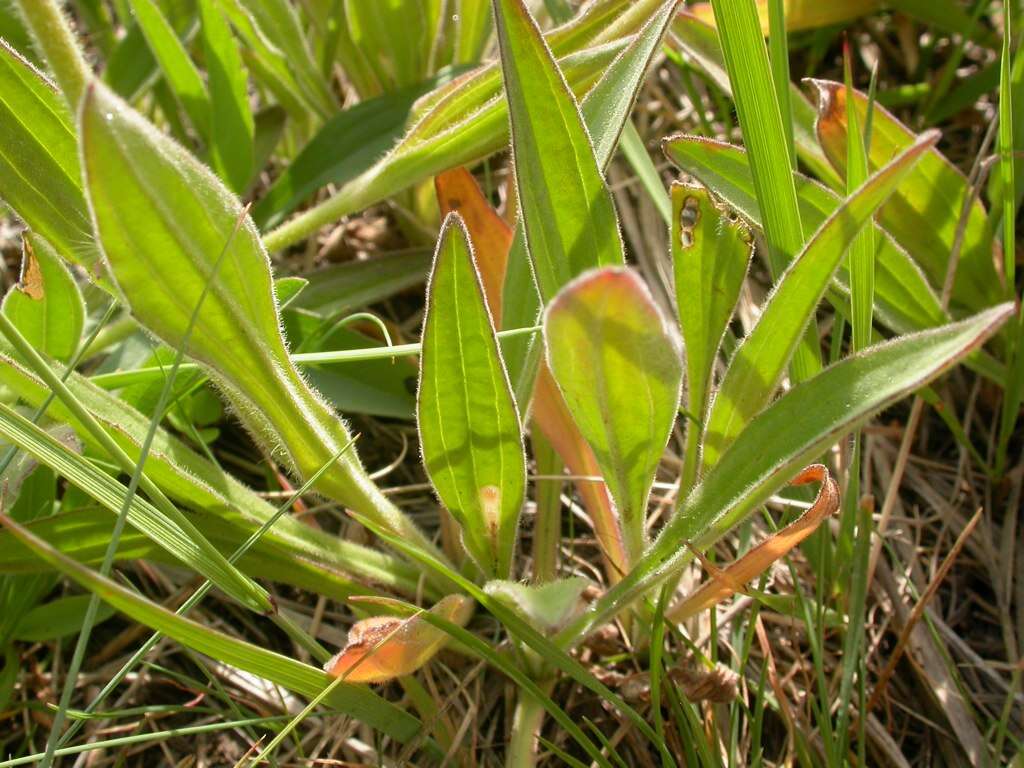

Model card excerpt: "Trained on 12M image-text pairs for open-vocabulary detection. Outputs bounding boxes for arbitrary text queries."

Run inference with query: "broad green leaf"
[0,514,427,746]
[325,594,473,683]
[2,234,85,363]
[0,341,426,597]
[702,131,937,468]
[199,0,253,193]
[12,594,116,642]
[127,0,211,138]
[485,577,589,634]
[707,0,818,381]
[418,215,525,578]
[544,267,683,563]
[273,275,307,308]
[810,79,1002,314]
[671,183,752,489]
[561,303,1014,645]
[662,135,948,340]
[492,0,624,300]
[79,81,440,563]
[0,40,97,274]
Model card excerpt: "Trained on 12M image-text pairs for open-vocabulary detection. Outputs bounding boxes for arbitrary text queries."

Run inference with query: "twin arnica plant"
[0,0,1020,765]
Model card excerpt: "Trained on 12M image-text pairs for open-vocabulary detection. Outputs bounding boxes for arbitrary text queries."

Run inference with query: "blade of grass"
[708,0,819,381]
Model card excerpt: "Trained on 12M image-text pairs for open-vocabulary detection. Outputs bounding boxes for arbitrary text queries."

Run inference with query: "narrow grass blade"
[544,267,683,564]
[0,514,426,745]
[701,131,937,469]
[492,0,624,300]
[127,0,211,138]
[2,234,84,363]
[671,183,752,490]
[199,0,253,193]
[418,214,526,578]
[560,303,1015,647]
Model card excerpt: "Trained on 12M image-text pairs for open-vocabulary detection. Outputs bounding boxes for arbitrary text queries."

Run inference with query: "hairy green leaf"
[418,214,525,578]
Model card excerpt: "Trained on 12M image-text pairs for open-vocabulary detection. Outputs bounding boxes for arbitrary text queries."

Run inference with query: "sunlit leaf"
[418,214,526,578]
[544,267,683,564]
[326,594,473,683]
[485,577,590,634]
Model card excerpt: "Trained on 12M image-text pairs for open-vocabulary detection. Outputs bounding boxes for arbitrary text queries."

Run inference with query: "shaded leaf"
[12,594,116,642]
[485,577,590,634]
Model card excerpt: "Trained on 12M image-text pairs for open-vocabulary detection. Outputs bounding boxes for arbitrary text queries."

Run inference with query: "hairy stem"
[15,0,91,106]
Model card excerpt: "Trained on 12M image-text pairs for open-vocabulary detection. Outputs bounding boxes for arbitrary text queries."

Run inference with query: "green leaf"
[273,275,308,308]
[544,267,683,563]
[289,249,432,317]
[492,0,624,301]
[341,0,441,91]
[127,0,211,138]
[0,40,97,274]
[2,234,85,363]
[561,303,1014,645]
[199,0,253,193]
[0,513,427,746]
[671,183,752,489]
[707,0,817,380]
[663,135,949,340]
[701,131,937,469]
[485,577,589,634]
[78,81,440,563]
[12,594,116,642]
[418,214,525,578]
[810,79,1002,314]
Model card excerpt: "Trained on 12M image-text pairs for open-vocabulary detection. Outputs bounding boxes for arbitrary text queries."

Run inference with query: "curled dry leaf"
[668,464,840,621]
[325,595,473,684]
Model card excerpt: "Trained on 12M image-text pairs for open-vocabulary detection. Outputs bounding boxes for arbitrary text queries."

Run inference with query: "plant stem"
[506,681,554,768]
[15,0,91,106]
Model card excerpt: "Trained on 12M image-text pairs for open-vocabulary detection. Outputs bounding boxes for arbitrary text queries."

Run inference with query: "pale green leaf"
[544,267,683,563]
[485,577,589,634]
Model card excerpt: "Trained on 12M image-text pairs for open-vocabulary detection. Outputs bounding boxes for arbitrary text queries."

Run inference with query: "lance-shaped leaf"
[418,214,526,578]
[325,595,473,683]
[79,81,442,564]
[667,464,839,621]
[0,514,426,744]
[810,79,1002,313]
[2,234,84,363]
[0,41,98,274]
[490,0,626,299]
[671,183,752,490]
[544,268,683,564]
[663,134,948,340]
[701,131,937,469]
[558,303,1014,646]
